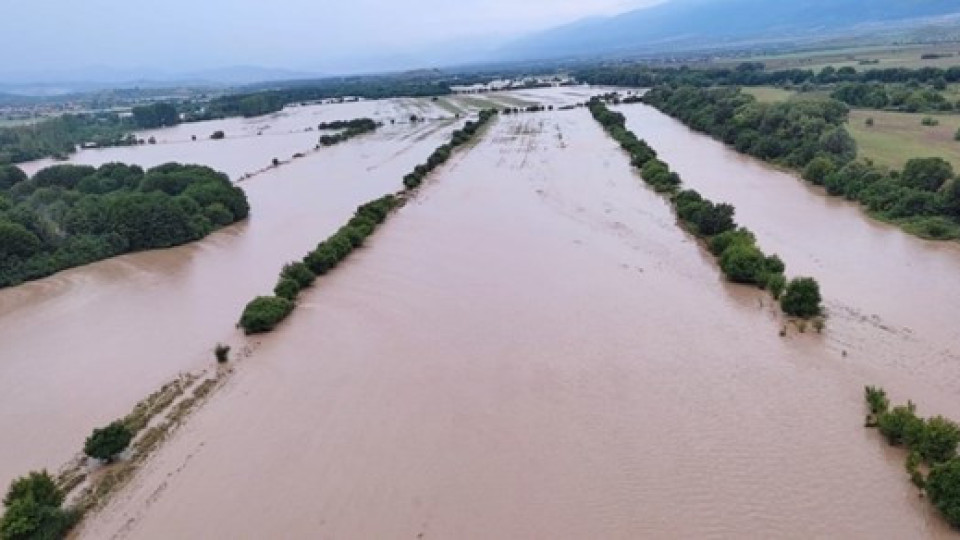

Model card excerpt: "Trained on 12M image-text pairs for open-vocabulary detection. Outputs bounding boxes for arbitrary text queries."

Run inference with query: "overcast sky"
[2,0,662,78]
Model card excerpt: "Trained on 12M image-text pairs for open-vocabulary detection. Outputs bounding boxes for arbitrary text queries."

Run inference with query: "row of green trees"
[130,102,180,129]
[203,76,454,119]
[0,162,249,287]
[644,86,960,240]
[317,118,379,147]
[574,63,960,91]
[831,82,956,113]
[0,113,138,164]
[239,110,498,334]
[643,85,855,168]
[865,387,960,528]
[588,98,823,318]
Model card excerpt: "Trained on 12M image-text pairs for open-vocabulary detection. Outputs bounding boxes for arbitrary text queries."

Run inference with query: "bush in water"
[84,421,133,462]
[0,471,75,540]
[239,296,294,334]
[780,277,823,317]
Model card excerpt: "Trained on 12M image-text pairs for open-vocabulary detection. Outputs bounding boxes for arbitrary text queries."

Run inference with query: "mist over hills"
[7,0,960,94]
[499,0,960,61]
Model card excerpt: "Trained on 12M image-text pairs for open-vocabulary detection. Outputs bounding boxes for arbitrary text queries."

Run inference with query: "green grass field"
[742,86,796,103]
[720,43,960,72]
[847,109,960,170]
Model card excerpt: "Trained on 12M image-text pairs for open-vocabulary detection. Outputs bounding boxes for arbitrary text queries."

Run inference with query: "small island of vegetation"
[865,386,960,529]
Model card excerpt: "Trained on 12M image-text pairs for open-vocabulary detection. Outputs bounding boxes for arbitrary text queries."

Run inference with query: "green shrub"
[919,417,960,464]
[764,254,785,274]
[1,469,76,540]
[766,273,787,299]
[273,278,301,301]
[780,277,822,317]
[709,228,756,256]
[328,235,353,261]
[304,244,339,275]
[204,202,234,227]
[927,459,960,527]
[214,343,231,363]
[901,216,960,241]
[877,403,924,447]
[239,296,294,334]
[281,262,315,288]
[3,472,61,509]
[84,421,133,462]
[341,226,366,248]
[865,386,889,415]
[803,157,836,185]
[720,243,767,284]
[0,497,76,540]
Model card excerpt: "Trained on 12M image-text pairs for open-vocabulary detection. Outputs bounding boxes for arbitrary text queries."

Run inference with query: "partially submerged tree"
[83,421,133,462]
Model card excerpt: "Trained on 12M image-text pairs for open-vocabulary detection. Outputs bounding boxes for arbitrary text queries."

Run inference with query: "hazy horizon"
[3,0,662,82]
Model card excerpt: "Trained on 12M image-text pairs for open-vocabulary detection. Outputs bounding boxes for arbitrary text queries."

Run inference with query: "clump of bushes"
[214,343,231,363]
[780,277,822,317]
[317,118,378,147]
[0,471,76,540]
[865,387,960,527]
[589,97,823,319]
[84,421,133,462]
[239,296,294,334]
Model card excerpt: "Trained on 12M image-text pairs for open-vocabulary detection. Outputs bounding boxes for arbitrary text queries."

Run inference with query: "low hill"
[500,0,960,60]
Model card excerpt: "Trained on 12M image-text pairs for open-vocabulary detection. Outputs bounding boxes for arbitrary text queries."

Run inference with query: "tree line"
[864,387,960,529]
[317,118,379,147]
[831,82,956,113]
[574,62,960,90]
[0,162,249,287]
[0,103,185,166]
[238,109,499,334]
[588,97,823,319]
[643,86,960,240]
[203,76,454,119]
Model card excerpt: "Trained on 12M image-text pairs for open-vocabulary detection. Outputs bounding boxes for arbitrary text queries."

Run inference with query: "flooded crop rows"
[2,88,959,538]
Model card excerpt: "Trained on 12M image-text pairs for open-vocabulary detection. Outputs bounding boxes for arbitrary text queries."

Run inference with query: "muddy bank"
[78,109,954,538]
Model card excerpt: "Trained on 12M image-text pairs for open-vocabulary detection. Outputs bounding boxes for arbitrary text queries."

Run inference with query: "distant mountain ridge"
[501,0,960,60]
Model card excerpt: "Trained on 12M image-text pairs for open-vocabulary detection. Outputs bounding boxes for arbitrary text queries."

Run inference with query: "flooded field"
[0,99,459,487]
[0,89,599,492]
[76,106,958,538]
[619,104,960,405]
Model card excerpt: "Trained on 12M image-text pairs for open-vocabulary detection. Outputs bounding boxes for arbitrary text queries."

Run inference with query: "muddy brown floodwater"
[0,98,469,488]
[619,103,960,404]
[78,105,958,538]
